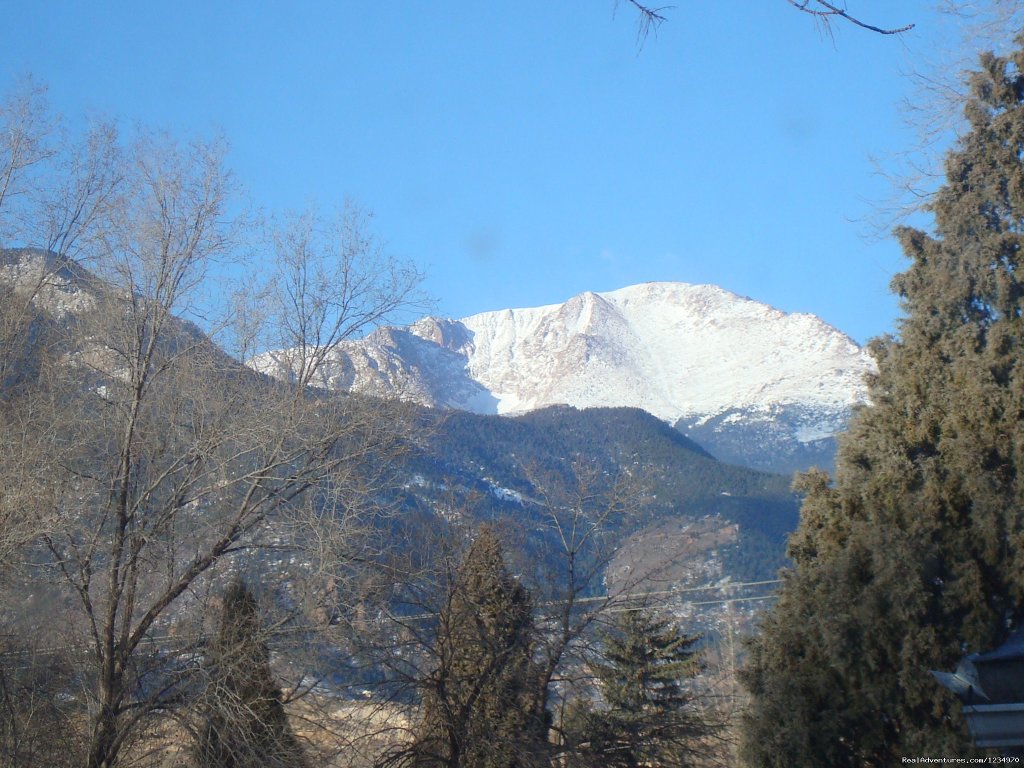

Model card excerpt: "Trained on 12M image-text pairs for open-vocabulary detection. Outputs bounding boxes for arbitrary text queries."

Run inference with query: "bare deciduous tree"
[867,0,1024,229]
[0,78,54,245]
[0,114,423,767]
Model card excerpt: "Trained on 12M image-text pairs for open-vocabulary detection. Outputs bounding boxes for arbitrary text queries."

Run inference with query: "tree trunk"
[86,704,121,768]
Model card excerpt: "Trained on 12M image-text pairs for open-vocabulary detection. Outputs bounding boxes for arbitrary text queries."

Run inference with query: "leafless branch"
[787,1,914,35]
[621,0,674,43]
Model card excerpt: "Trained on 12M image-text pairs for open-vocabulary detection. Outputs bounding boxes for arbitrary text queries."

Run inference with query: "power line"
[571,578,781,606]
[0,578,781,660]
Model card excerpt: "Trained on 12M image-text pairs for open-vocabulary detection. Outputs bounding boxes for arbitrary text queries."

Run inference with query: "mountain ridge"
[254,281,875,473]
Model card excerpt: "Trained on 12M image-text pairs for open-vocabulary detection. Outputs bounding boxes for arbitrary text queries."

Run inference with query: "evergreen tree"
[567,609,704,768]
[741,36,1024,765]
[390,526,549,768]
[195,579,307,768]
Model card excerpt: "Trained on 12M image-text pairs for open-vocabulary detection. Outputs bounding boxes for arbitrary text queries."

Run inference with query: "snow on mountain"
[456,283,870,421]
[252,282,875,472]
[0,248,98,318]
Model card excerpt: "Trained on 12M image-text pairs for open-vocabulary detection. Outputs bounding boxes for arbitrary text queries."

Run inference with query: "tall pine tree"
[387,526,549,768]
[567,609,704,768]
[741,36,1024,765]
[195,579,307,768]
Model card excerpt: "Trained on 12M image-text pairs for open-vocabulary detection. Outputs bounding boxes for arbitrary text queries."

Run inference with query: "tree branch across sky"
[623,1,915,42]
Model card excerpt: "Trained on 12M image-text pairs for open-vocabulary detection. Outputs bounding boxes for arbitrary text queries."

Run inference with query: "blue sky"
[0,2,983,344]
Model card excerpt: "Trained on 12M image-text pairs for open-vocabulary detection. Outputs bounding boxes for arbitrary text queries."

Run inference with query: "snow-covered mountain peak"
[253,281,876,472]
[447,282,871,419]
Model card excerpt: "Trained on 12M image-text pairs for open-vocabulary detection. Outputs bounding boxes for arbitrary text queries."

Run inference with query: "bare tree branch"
[620,1,916,41]
[620,0,674,43]
[786,1,914,35]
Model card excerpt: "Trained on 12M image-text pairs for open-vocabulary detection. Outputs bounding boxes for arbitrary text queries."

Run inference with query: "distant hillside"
[404,405,799,584]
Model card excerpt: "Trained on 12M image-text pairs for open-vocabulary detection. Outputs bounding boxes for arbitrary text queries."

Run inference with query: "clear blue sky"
[0,2,980,344]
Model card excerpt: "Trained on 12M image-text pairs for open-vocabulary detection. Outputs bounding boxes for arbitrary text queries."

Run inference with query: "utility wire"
[0,577,781,660]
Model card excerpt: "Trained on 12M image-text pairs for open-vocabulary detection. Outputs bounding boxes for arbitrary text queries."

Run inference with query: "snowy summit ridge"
[456,282,869,419]
[254,282,875,472]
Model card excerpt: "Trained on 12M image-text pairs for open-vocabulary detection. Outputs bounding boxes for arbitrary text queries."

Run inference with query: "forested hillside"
[406,405,798,583]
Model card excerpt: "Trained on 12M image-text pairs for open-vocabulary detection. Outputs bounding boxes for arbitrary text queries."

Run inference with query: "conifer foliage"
[568,609,704,768]
[741,36,1024,765]
[388,526,549,768]
[195,579,307,768]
